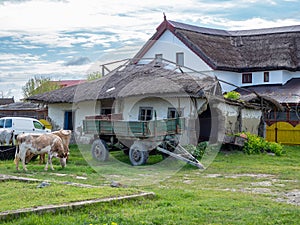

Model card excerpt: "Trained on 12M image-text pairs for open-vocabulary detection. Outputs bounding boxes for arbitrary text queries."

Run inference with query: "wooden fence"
[266,122,300,145]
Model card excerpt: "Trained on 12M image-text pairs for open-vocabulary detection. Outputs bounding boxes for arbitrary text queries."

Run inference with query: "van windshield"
[0,119,4,128]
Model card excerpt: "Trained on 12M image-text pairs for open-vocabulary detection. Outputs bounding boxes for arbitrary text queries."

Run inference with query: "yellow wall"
[266,122,300,145]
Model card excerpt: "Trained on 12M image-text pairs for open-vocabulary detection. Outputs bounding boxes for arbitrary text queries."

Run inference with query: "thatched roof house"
[28,62,222,104]
[135,19,300,72]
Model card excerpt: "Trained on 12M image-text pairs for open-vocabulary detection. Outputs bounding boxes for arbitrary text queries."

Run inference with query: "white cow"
[0,128,14,145]
[15,133,68,171]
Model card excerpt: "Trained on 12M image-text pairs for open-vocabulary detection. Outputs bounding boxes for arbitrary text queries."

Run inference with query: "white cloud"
[1,0,300,101]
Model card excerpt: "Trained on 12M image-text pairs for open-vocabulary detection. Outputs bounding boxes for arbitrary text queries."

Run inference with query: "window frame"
[139,107,153,121]
[167,107,183,119]
[155,54,163,63]
[176,52,184,67]
[264,72,269,82]
[242,73,252,84]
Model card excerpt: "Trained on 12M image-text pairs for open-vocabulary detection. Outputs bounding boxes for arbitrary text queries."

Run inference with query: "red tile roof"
[54,80,86,87]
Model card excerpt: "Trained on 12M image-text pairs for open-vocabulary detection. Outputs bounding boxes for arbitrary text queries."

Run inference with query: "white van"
[0,117,51,135]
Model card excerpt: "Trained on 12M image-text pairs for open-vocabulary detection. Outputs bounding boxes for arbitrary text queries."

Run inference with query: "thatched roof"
[236,78,300,104]
[0,97,14,105]
[135,19,300,72]
[0,102,43,110]
[27,62,221,104]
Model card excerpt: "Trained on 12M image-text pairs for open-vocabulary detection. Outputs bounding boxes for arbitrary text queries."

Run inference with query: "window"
[168,107,183,118]
[264,72,269,82]
[155,54,163,63]
[242,73,252,83]
[5,119,12,128]
[139,107,153,121]
[0,119,4,128]
[101,107,114,115]
[176,52,184,67]
[33,121,44,130]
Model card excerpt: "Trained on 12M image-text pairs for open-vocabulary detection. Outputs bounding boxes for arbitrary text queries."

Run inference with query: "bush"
[184,142,208,159]
[242,132,283,156]
[224,91,241,100]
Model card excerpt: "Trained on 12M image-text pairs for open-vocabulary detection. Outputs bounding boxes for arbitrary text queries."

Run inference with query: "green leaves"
[242,132,283,156]
[22,76,61,100]
[224,91,241,100]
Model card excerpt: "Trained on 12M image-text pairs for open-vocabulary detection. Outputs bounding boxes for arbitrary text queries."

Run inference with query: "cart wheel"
[129,144,149,166]
[91,139,109,161]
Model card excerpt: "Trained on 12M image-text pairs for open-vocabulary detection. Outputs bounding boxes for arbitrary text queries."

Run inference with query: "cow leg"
[20,147,28,171]
[14,146,20,171]
[45,154,54,171]
[39,154,45,164]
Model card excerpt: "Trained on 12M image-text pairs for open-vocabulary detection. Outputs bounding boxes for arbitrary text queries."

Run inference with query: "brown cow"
[25,129,72,164]
[39,129,72,164]
[15,133,68,171]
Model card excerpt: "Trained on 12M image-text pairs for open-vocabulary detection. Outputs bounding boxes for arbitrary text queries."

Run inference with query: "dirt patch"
[203,173,299,206]
[276,190,300,206]
[203,173,275,179]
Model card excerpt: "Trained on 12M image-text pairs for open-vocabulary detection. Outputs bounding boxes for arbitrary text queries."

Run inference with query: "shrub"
[241,132,283,156]
[265,141,284,156]
[184,142,208,159]
[224,91,241,100]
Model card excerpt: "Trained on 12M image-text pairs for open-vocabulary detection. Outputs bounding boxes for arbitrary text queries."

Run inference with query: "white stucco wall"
[122,96,206,121]
[241,108,262,134]
[48,101,101,134]
[214,70,240,92]
[216,101,262,135]
[48,103,73,130]
[282,70,300,84]
[73,101,101,132]
[141,30,212,73]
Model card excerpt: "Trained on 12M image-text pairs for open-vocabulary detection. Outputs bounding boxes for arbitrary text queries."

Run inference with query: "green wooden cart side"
[82,118,185,139]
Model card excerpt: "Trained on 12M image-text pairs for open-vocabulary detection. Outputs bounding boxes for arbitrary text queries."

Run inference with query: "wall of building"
[48,101,100,134]
[282,70,300,84]
[241,108,262,134]
[141,30,212,73]
[48,103,71,130]
[121,95,206,121]
[217,102,262,135]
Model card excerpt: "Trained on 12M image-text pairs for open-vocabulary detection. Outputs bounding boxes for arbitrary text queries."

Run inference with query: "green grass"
[0,181,139,212]
[0,144,299,224]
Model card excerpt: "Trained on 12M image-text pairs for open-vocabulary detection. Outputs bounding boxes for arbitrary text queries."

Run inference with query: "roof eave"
[134,19,175,61]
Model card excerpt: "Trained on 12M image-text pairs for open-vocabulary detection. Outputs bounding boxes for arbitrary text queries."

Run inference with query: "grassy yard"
[0,144,299,224]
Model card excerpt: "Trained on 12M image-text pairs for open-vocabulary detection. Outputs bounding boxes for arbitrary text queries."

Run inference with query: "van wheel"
[91,139,109,161]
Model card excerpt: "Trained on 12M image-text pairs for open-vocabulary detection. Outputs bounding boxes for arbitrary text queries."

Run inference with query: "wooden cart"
[82,117,204,168]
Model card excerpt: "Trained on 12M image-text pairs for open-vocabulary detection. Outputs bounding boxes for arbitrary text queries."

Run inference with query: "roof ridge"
[169,20,300,36]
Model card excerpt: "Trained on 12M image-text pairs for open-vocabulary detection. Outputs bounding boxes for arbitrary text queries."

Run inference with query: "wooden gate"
[266,122,300,145]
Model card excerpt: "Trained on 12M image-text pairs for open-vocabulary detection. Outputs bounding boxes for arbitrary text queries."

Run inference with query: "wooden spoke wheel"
[91,139,109,161]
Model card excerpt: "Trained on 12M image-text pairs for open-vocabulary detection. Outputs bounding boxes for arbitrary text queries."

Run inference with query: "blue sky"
[0,0,300,101]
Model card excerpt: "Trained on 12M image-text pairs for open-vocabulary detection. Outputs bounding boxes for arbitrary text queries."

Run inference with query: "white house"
[134,17,300,93]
